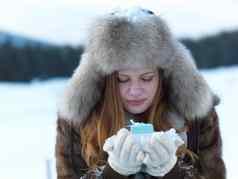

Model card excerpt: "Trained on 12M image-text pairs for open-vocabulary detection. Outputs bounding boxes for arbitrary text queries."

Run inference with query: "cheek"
[147,85,157,98]
[146,80,159,98]
[118,83,128,99]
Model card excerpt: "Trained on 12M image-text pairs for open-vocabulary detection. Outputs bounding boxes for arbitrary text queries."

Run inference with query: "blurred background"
[0,0,237,179]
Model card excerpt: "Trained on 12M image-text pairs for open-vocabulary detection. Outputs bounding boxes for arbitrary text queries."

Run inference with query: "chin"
[127,107,147,114]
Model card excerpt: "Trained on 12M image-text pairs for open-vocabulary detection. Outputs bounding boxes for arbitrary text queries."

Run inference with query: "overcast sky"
[1,0,238,45]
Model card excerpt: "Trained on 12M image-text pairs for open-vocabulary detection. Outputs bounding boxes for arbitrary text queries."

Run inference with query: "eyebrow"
[141,72,155,76]
[118,72,155,76]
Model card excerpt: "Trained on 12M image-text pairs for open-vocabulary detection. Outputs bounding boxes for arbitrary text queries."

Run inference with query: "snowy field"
[0,65,237,179]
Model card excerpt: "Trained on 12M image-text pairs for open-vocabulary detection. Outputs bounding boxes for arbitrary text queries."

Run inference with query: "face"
[117,68,159,114]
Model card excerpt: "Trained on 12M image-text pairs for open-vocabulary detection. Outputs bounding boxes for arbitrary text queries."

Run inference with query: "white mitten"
[143,129,184,177]
[103,128,145,176]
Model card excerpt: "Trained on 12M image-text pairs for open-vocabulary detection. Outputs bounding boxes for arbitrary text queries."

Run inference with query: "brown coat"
[55,107,226,179]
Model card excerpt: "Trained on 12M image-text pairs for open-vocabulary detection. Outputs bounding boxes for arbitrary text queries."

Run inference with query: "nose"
[127,85,143,97]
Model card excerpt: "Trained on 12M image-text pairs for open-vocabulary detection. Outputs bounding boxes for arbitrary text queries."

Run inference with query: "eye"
[141,76,154,82]
[117,76,129,83]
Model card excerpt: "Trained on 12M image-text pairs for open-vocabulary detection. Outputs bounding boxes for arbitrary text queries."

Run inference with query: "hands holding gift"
[103,128,184,176]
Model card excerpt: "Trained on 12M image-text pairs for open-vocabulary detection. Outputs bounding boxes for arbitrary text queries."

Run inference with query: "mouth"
[127,99,146,106]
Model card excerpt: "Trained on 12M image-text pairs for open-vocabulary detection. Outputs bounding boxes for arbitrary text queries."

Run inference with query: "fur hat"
[58,7,219,123]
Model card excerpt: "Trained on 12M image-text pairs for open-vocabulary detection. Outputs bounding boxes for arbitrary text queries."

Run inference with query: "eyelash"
[117,77,153,83]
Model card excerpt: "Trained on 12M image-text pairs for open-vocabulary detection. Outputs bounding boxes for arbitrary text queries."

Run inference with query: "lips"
[127,99,146,105]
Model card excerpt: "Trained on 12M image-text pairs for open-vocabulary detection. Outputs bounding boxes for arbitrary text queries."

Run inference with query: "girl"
[55,7,226,179]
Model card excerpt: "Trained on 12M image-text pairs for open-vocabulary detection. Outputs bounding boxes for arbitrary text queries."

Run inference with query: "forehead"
[118,68,156,75]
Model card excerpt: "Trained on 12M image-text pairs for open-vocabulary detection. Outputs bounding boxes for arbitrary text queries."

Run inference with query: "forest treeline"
[0,42,83,82]
[181,30,238,69]
[0,30,237,82]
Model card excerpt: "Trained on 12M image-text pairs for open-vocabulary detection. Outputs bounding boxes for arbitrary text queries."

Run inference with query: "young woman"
[55,7,226,179]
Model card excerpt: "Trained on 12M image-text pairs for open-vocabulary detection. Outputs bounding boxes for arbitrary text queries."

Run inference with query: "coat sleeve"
[154,107,226,179]
[196,108,226,179]
[55,117,133,179]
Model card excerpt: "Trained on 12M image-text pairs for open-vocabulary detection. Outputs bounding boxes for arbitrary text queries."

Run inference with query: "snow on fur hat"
[58,7,219,122]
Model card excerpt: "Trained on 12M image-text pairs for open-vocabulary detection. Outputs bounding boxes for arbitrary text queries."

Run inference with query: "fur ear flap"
[58,54,104,122]
[166,42,217,119]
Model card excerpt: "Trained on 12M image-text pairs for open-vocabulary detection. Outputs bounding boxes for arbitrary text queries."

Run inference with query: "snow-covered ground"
[0,66,237,179]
